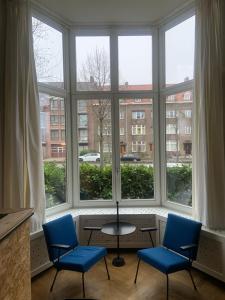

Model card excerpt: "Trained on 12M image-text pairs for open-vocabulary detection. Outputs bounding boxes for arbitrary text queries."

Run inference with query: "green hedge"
[44,162,192,207]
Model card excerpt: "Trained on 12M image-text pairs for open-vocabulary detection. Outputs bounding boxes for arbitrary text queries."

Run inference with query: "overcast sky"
[33,15,195,86]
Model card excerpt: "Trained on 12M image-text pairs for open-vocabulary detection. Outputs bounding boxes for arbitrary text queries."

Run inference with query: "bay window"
[32,8,195,212]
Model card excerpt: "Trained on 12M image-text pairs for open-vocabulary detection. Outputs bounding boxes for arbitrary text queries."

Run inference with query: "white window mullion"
[110,30,120,204]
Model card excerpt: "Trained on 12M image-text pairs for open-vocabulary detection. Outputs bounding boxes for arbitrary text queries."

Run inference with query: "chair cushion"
[137,246,190,274]
[55,246,107,273]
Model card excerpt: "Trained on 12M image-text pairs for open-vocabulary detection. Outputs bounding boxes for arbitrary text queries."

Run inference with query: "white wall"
[35,0,193,25]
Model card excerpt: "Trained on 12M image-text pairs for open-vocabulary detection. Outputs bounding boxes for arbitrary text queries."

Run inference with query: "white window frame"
[184,126,192,135]
[184,110,192,118]
[70,26,160,208]
[132,141,146,153]
[132,111,145,119]
[166,124,176,134]
[159,7,195,214]
[132,125,146,135]
[32,9,73,216]
[32,4,195,214]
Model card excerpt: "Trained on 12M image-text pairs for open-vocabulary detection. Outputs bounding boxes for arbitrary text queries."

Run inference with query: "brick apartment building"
[39,84,192,163]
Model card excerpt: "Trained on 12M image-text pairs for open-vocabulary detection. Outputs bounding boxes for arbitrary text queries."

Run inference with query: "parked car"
[120,154,141,162]
[79,153,100,162]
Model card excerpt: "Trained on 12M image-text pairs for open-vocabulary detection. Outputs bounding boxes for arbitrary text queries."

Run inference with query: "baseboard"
[31,261,52,278]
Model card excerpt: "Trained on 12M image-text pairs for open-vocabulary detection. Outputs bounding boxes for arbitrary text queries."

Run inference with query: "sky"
[33,15,195,86]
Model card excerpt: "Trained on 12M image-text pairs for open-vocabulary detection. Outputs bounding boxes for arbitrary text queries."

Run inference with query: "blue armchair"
[134,213,202,299]
[42,214,110,298]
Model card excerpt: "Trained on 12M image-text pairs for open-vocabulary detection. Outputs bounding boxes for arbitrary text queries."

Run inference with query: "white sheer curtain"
[193,0,225,229]
[1,0,45,231]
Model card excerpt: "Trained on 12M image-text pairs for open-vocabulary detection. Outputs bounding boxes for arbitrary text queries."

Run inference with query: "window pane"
[120,98,154,199]
[77,99,112,200]
[165,16,195,86]
[39,93,66,208]
[166,91,192,206]
[32,17,64,88]
[76,36,110,91]
[118,36,152,90]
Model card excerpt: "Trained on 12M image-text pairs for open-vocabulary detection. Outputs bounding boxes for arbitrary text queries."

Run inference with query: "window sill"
[30,206,225,242]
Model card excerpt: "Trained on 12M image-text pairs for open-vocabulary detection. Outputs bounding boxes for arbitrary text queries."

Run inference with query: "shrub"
[167,165,192,205]
[44,162,66,208]
[121,164,154,199]
[44,162,192,206]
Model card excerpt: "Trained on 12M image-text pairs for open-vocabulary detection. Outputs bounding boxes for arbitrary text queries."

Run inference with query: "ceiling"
[35,0,193,25]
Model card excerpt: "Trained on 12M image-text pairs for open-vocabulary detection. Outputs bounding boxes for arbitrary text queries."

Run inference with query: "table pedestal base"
[112,256,125,267]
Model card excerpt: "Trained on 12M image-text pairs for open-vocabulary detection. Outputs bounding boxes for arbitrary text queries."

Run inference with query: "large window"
[165,16,195,86]
[32,10,195,212]
[165,91,193,207]
[32,17,64,88]
[163,14,195,210]
[32,16,68,210]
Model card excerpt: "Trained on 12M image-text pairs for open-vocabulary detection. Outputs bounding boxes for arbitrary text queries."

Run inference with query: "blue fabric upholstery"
[163,214,202,260]
[43,214,79,261]
[137,247,191,274]
[55,246,107,272]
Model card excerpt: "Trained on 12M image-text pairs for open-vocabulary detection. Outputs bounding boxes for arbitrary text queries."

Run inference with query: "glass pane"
[118,36,152,90]
[165,16,195,86]
[120,98,154,199]
[32,17,64,88]
[78,99,112,200]
[76,36,111,91]
[166,91,193,206]
[39,93,66,208]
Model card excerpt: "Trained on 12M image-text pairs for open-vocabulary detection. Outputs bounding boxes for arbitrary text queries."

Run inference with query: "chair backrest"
[163,214,202,260]
[43,214,78,262]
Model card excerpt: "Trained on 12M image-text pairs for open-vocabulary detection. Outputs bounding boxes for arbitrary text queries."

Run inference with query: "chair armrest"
[49,243,73,250]
[140,227,157,232]
[83,226,102,231]
[180,244,197,251]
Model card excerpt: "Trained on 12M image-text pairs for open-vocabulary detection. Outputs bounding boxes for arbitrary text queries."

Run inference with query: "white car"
[79,153,100,162]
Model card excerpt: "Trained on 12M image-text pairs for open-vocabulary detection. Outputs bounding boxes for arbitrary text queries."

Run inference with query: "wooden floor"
[32,252,225,300]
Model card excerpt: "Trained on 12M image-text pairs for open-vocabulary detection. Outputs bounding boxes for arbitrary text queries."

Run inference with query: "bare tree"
[79,47,110,90]
[79,48,111,167]
[32,17,63,84]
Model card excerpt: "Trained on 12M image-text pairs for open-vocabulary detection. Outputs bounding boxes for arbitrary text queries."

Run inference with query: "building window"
[166,140,177,151]
[166,95,176,102]
[79,114,88,127]
[120,111,125,119]
[132,141,146,152]
[102,143,112,153]
[79,129,88,142]
[166,124,176,134]
[132,111,145,119]
[184,91,191,101]
[60,115,65,125]
[51,129,59,140]
[78,100,87,113]
[61,130,65,140]
[50,99,59,110]
[120,128,125,135]
[132,125,146,135]
[50,115,59,125]
[184,110,192,118]
[184,126,192,134]
[166,110,176,118]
